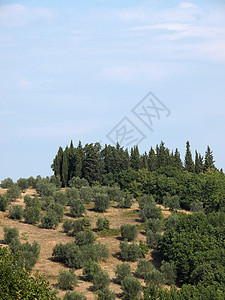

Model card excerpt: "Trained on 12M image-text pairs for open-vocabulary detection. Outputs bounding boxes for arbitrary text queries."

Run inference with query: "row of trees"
[51,141,216,187]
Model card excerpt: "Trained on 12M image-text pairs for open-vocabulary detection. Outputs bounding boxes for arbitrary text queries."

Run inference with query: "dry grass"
[0,188,190,299]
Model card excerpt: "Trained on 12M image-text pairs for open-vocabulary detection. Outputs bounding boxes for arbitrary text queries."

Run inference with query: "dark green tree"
[184,141,194,172]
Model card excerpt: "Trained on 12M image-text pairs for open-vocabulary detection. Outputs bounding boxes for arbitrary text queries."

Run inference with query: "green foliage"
[36,179,57,197]
[3,226,19,244]
[145,218,162,233]
[138,194,154,210]
[71,217,91,236]
[63,291,87,300]
[9,205,23,220]
[135,259,155,279]
[24,196,41,225]
[6,184,21,201]
[115,262,131,284]
[138,240,149,257]
[190,201,204,212]
[17,178,29,192]
[69,177,89,189]
[0,246,55,299]
[120,240,143,262]
[0,177,14,188]
[94,193,110,212]
[66,187,80,205]
[118,192,134,208]
[92,269,110,291]
[96,217,110,231]
[121,276,142,300]
[160,261,176,285]
[120,224,138,241]
[0,194,8,211]
[83,260,101,282]
[70,199,86,217]
[146,230,161,249]
[57,269,77,290]
[75,230,95,246]
[139,202,162,222]
[63,218,73,233]
[80,242,109,263]
[144,269,165,286]
[53,190,68,206]
[107,186,123,202]
[97,287,115,300]
[163,193,180,210]
[79,186,93,203]
[41,202,64,229]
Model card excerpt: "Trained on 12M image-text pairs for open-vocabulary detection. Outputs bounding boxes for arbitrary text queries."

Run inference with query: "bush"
[122,193,134,208]
[9,205,23,220]
[120,224,138,241]
[18,241,40,271]
[36,180,56,197]
[24,206,41,225]
[50,175,62,188]
[139,203,162,222]
[138,194,154,210]
[160,261,176,285]
[146,230,161,249]
[121,276,142,300]
[66,188,80,205]
[6,184,21,201]
[71,218,91,236]
[163,193,180,210]
[97,287,115,300]
[27,176,36,188]
[164,214,179,230]
[83,260,101,282]
[3,226,19,244]
[92,269,110,291]
[0,177,14,188]
[120,240,143,262]
[107,186,123,202]
[75,231,95,246]
[63,291,87,300]
[136,259,155,279]
[94,193,110,212]
[96,217,110,231]
[69,177,89,189]
[52,242,82,269]
[0,195,8,211]
[145,218,162,233]
[80,243,109,264]
[115,263,131,284]
[17,178,29,192]
[144,269,165,286]
[70,199,86,217]
[63,219,73,233]
[57,269,77,290]
[190,201,204,212]
[41,209,59,229]
[79,186,93,203]
[53,190,68,206]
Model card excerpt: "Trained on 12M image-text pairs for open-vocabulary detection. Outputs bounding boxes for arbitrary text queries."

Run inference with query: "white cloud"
[179,2,198,9]
[0,4,56,27]
[17,78,34,90]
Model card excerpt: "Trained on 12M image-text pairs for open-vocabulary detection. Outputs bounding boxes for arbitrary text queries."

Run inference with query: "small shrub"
[96,217,110,231]
[190,201,204,212]
[53,190,68,206]
[120,240,143,262]
[63,219,73,233]
[3,226,19,244]
[138,194,154,210]
[66,187,80,205]
[97,287,115,300]
[0,195,8,211]
[57,269,77,290]
[163,193,180,210]
[18,241,40,271]
[144,269,165,286]
[9,205,23,220]
[83,260,101,282]
[81,243,109,264]
[121,276,142,300]
[164,214,179,230]
[6,184,21,201]
[123,193,134,208]
[145,218,162,233]
[70,199,86,218]
[160,261,176,285]
[138,240,149,257]
[52,242,82,269]
[79,186,93,203]
[76,231,95,246]
[68,177,89,189]
[17,178,29,192]
[36,180,56,197]
[120,224,138,241]
[136,259,155,279]
[41,210,59,229]
[0,177,14,188]
[139,203,162,222]
[146,230,161,249]
[107,186,123,202]
[94,193,110,213]
[115,263,131,284]
[24,206,41,225]
[71,218,91,236]
[63,291,87,300]
[92,269,110,291]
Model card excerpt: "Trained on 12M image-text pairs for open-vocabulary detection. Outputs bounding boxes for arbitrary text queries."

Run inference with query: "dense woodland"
[0,140,225,299]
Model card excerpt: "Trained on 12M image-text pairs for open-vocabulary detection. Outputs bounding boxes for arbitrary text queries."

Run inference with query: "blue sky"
[0,0,225,180]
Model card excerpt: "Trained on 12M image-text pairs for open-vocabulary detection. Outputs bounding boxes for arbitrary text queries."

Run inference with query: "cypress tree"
[51,146,63,182]
[204,145,215,171]
[173,148,183,170]
[184,141,194,172]
[130,146,141,171]
[62,151,69,187]
[148,147,157,171]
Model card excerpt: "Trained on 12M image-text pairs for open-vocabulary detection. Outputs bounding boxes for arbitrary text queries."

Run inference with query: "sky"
[0,0,225,181]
